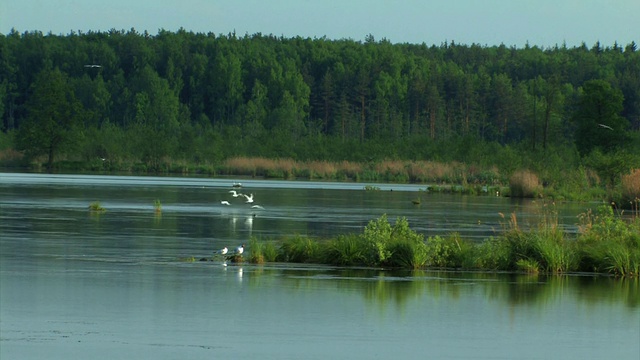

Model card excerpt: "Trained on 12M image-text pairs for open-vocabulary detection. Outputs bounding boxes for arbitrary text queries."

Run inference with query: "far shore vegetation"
[1,31,639,205]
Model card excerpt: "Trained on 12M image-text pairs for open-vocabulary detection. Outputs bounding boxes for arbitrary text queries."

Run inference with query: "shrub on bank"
[509,170,542,198]
[621,169,640,204]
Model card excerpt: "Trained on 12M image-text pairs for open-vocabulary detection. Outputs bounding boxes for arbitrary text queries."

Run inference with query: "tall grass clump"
[475,212,537,271]
[278,235,321,263]
[249,237,278,264]
[322,234,369,266]
[578,205,640,276]
[532,233,579,273]
[385,237,429,269]
[509,170,541,198]
[524,202,578,273]
[621,169,640,205]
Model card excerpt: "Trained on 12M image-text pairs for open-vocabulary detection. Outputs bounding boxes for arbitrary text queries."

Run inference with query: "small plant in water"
[364,185,381,191]
[88,201,106,212]
[154,199,162,213]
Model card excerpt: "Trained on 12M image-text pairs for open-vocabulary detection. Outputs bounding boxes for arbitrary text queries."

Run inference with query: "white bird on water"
[243,193,254,203]
[221,200,231,206]
[236,244,245,255]
[218,247,228,255]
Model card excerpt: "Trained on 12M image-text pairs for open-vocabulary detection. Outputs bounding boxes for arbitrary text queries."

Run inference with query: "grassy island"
[240,205,639,277]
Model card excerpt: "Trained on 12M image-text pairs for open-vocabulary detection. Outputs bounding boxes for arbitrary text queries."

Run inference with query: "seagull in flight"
[220,200,231,206]
[229,190,243,197]
[243,193,254,203]
[83,64,102,68]
[598,123,613,130]
[251,205,265,210]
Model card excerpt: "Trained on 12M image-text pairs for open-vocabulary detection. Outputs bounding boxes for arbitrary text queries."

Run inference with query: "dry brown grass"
[375,160,406,175]
[307,160,337,178]
[509,170,541,198]
[222,156,489,185]
[621,168,640,201]
[0,148,23,162]
[335,160,362,179]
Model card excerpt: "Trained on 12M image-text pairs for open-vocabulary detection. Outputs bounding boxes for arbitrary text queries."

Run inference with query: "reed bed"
[621,168,640,204]
[218,157,500,185]
[242,208,639,277]
[509,169,542,198]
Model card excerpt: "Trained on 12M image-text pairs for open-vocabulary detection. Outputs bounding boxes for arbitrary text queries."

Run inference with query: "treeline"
[0,28,638,178]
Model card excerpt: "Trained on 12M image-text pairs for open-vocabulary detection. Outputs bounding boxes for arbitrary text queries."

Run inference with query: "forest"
[0,28,638,200]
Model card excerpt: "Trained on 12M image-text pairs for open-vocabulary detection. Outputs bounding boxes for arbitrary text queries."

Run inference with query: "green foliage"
[249,237,278,264]
[88,201,105,212]
[577,205,640,276]
[515,259,540,274]
[573,80,630,156]
[322,234,369,266]
[231,213,640,276]
[16,68,82,171]
[386,237,429,269]
[278,235,321,263]
[532,233,579,273]
[2,31,639,179]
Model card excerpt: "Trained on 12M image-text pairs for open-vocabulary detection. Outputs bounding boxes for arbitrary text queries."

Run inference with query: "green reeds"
[278,235,321,263]
[153,199,162,213]
[323,234,369,266]
[533,234,578,273]
[88,201,106,212]
[248,237,278,264]
[386,237,429,269]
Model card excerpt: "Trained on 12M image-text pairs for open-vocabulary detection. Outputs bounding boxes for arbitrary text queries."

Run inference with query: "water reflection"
[243,265,639,311]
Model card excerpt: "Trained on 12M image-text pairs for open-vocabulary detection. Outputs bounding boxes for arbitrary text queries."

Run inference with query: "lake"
[1,173,638,359]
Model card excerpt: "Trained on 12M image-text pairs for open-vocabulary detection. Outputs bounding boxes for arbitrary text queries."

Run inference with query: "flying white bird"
[235,244,245,255]
[83,64,102,68]
[243,193,254,203]
[598,123,613,130]
[221,200,231,205]
[232,182,242,188]
[229,190,243,197]
[251,205,265,210]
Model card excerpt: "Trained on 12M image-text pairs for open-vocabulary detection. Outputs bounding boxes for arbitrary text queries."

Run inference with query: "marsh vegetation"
[246,206,640,277]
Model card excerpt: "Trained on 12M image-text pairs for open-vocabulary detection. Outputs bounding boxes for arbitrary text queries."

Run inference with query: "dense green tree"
[16,68,81,171]
[573,79,629,156]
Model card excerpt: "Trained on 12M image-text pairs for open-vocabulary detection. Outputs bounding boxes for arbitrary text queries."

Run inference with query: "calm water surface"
[1,173,638,359]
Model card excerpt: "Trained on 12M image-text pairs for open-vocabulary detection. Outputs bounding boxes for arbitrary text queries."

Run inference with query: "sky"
[2,0,638,48]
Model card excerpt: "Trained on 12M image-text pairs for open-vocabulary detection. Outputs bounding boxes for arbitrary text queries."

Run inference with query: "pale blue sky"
[2,0,638,47]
